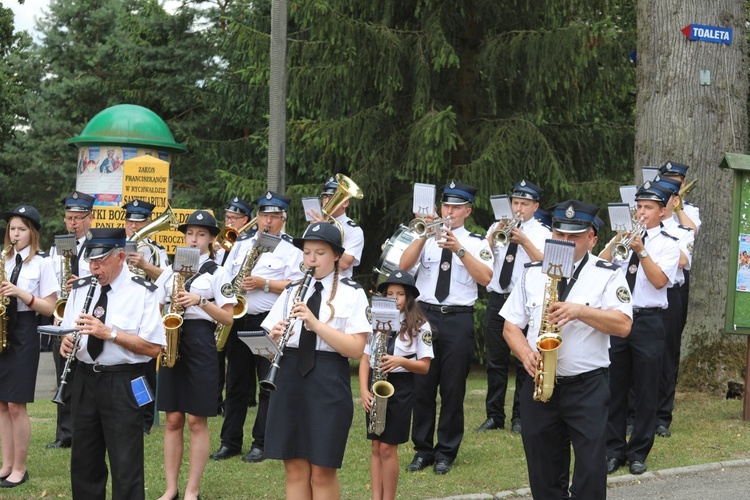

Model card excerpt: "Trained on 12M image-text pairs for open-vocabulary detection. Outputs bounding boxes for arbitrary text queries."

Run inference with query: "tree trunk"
[634,1,748,359]
[268,0,287,193]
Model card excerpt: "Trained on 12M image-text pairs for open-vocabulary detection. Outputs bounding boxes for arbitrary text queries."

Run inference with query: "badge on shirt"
[627,264,638,274]
[616,286,632,303]
[365,306,372,323]
[422,330,433,347]
[505,254,515,263]
[440,262,451,272]
[480,249,492,261]
[221,283,234,298]
[94,306,105,319]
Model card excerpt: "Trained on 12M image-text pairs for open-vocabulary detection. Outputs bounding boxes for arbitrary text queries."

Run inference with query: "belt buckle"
[93,363,102,373]
[440,305,450,314]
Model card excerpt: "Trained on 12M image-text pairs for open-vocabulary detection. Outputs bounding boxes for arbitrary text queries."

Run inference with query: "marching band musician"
[154,211,236,500]
[0,206,58,488]
[261,222,369,499]
[307,176,364,278]
[501,200,632,499]
[477,179,550,435]
[359,271,433,500]
[59,228,165,499]
[46,191,95,450]
[211,191,303,464]
[600,182,680,475]
[399,181,494,475]
[215,197,254,266]
[659,161,701,235]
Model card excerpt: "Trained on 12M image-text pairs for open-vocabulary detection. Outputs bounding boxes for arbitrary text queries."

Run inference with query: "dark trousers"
[70,364,147,500]
[520,371,609,500]
[412,309,474,462]
[657,286,683,428]
[142,358,157,431]
[219,312,270,451]
[52,338,75,442]
[607,311,664,462]
[484,292,526,425]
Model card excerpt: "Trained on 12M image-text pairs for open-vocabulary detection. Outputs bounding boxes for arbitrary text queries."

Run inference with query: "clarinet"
[259,267,315,391]
[52,276,99,405]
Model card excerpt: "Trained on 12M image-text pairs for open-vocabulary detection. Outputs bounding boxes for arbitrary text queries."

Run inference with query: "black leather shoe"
[210,445,241,461]
[433,459,452,475]
[606,457,624,474]
[474,417,503,432]
[405,455,433,472]
[0,471,28,488]
[629,460,647,474]
[45,439,71,449]
[242,447,264,463]
[0,474,7,482]
[511,420,522,435]
[655,425,671,438]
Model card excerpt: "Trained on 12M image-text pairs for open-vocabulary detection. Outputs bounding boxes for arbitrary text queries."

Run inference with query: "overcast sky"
[5,0,49,35]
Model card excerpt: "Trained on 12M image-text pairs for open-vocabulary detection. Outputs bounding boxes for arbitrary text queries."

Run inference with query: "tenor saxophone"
[367,326,395,435]
[533,269,564,402]
[0,241,17,353]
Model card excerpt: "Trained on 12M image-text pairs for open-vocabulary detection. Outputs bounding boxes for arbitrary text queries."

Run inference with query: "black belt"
[419,302,474,314]
[79,362,148,373]
[633,307,664,315]
[668,283,682,290]
[556,367,607,385]
[488,291,511,300]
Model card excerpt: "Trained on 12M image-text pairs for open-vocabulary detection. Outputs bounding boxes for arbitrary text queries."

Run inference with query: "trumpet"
[215,216,258,253]
[408,217,452,240]
[491,215,522,247]
[612,216,646,262]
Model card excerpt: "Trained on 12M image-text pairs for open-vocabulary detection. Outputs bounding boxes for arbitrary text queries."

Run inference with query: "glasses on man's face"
[84,249,117,265]
[258,213,284,220]
[225,214,246,223]
[64,214,90,223]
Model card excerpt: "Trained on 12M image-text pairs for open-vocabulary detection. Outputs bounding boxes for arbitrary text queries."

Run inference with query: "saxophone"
[53,234,77,321]
[160,271,185,368]
[533,265,564,403]
[0,242,16,353]
[367,321,395,435]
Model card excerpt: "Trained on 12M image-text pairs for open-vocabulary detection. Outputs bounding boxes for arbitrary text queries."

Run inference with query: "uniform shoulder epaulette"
[151,240,166,250]
[660,230,679,241]
[131,275,158,292]
[469,232,484,239]
[677,224,694,232]
[595,260,618,271]
[685,201,697,207]
[281,233,294,244]
[341,277,363,289]
[524,261,542,268]
[346,219,360,228]
[72,276,96,289]
[36,250,50,258]
[236,233,253,242]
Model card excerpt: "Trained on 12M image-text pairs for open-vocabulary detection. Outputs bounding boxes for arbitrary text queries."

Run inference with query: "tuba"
[0,241,17,353]
[215,217,258,254]
[533,264,564,402]
[321,174,364,244]
[127,205,179,277]
[612,216,646,262]
[367,324,395,435]
[53,234,77,321]
[160,247,200,368]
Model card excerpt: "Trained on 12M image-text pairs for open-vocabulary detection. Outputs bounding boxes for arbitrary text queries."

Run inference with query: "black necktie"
[557,276,568,298]
[626,233,647,292]
[298,281,324,376]
[434,248,453,302]
[498,243,518,290]
[87,284,111,360]
[8,254,23,329]
[71,240,82,277]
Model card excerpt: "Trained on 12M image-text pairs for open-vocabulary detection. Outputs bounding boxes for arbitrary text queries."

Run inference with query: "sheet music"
[641,166,659,183]
[302,197,322,221]
[490,195,513,220]
[413,183,436,216]
[541,239,575,279]
[124,241,137,254]
[371,296,400,332]
[608,203,634,232]
[238,330,281,359]
[619,185,637,209]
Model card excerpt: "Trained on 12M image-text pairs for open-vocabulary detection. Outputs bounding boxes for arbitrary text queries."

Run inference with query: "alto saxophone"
[0,241,17,353]
[160,247,200,368]
[533,266,564,403]
[367,322,395,436]
[53,234,77,321]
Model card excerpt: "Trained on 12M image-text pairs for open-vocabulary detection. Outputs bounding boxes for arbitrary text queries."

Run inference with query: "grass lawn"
[6,368,750,499]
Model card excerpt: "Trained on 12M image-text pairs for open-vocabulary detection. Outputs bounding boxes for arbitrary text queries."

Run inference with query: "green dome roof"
[68,104,187,153]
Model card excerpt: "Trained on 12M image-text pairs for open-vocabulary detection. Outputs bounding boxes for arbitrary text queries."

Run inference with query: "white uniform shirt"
[155,253,237,322]
[224,232,304,315]
[364,312,434,373]
[139,238,170,272]
[49,235,91,288]
[661,218,694,285]
[6,246,59,313]
[414,226,494,306]
[673,203,701,233]
[486,217,550,294]
[336,213,364,278]
[261,272,372,353]
[61,264,166,365]
[500,254,633,376]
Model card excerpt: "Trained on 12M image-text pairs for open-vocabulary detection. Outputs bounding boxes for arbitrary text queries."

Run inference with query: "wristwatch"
[637,249,649,259]
[263,279,270,293]
[457,247,467,259]
[199,297,209,308]
[109,329,118,342]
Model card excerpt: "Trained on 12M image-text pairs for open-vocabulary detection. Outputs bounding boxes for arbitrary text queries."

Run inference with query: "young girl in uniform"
[359,271,433,500]
[155,210,236,500]
[261,222,369,499]
[0,206,58,488]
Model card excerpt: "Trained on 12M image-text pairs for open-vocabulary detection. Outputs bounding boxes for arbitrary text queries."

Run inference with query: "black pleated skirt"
[0,312,40,403]
[365,371,414,444]
[265,348,353,469]
[157,319,218,416]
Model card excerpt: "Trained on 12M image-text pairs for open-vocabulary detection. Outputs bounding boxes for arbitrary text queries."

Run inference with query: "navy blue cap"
[293,222,345,256]
[659,161,689,177]
[440,180,478,205]
[321,176,338,196]
[377,270,420,298]
[534,208,552,228]
[61,191,95,212]
[635,181,670,206]
[511,179,543,201]
[225,197,253,216]
[178,210,220,236]
[3,205,41,231]
[551,200,599,233]
[122,199,156,221]
[84,228,126,260]
[254,191,291,213]
[653,175,681,195]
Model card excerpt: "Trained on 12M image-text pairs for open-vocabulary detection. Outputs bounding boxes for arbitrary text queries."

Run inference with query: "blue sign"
[681,24,733,45]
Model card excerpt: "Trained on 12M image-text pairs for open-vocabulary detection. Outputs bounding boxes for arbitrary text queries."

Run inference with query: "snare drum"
[372,225,419,288]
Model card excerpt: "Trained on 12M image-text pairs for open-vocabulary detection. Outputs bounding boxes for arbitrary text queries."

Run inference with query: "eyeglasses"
[64,214,90,222]
[224,214,247,223]
[84,248,118,264]
[257,213,284,220]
